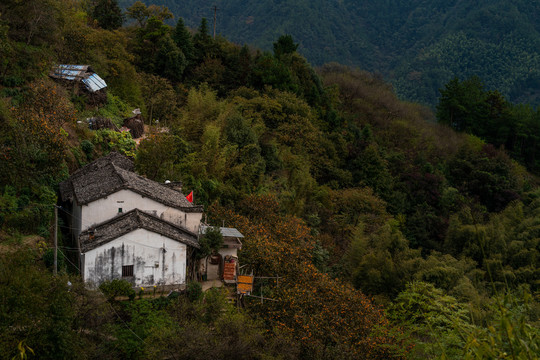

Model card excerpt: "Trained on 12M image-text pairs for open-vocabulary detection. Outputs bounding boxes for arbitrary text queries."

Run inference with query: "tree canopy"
[0,1,539,358]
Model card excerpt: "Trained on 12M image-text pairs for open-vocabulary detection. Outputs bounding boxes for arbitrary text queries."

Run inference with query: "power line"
[57,205,94,229]
[56,248,151,350]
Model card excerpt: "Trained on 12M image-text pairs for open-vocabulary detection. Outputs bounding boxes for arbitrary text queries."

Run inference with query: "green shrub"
[388,281,473,359]
[80,140,95,160]
[99,279,136,301]
[93,129,136,157]
[202,288,229,323]
[97,92,131,127]
[186,281,202,302]
[0,186,17,228]
[70,94,88,112]
[462,289,540,359]
[1,75,24,87]
[43,248,66,272]
[196,226,223,259]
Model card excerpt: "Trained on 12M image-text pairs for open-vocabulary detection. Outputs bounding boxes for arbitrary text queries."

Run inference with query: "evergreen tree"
[273,34,298,58]
[91,0,123,30]
[436,76,486,133]
[132,16,186,81]
[193,18,215,61]
[156,36,186,82]
[173,18,195,63]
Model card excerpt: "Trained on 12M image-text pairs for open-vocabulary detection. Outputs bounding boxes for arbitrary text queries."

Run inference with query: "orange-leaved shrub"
[210,194,412,359]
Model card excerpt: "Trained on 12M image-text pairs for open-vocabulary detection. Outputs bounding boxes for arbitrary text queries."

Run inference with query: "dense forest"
[0,0,539,359]
[124,0,540,108]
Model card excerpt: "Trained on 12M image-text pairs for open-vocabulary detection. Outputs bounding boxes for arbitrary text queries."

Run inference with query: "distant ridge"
[120,0,540,107]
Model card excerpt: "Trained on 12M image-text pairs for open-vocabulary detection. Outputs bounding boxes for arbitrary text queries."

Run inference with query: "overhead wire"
[4,199,183,358]
[56,248,150,350]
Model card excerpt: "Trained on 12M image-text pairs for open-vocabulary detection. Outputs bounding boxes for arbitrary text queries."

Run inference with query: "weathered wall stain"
[84,229,187,287]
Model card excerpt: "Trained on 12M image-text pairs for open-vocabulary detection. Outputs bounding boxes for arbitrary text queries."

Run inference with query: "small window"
[122,265,134,277]
[118,208,123,213]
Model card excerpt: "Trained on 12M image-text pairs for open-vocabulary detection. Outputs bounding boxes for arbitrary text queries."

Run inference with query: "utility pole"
[54,205,58,275]
[213,5,218,39]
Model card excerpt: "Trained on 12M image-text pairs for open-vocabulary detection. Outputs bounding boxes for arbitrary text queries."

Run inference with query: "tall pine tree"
[91,0,123,30]
[193,18,215,61]
[173,18,195,64]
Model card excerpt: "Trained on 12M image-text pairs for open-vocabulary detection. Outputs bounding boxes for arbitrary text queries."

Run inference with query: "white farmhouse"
[59,152,203,288]
[79,209,199,287]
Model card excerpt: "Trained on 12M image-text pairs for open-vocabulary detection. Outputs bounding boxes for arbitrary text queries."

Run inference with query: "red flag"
[186,191,193,203]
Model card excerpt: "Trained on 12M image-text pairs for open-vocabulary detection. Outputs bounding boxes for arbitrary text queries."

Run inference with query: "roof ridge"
[79,207,200,252]
[60,153,202,211]
[111,162,128,187]
[81,207,139,233]
[64,152,132,180]
[81,208,198,238]
[136,209,199,238]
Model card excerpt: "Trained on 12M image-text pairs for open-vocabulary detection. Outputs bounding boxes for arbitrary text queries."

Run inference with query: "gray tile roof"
[59,152,203,213]
[200,225,244,238]
[199,225,243,249]
[79,209,199,252]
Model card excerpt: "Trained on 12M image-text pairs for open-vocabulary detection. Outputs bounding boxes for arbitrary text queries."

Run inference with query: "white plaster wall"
[83,228,187,287]
[81,189,202,233]
[163,208,202,234]
[219,247,238,258]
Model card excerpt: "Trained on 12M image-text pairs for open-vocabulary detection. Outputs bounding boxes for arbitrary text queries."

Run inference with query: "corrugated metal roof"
[49,64,107,93]
[61,65,87,70]
[200,225,244,238]
[50,65,89,80]
[82,73,107,92]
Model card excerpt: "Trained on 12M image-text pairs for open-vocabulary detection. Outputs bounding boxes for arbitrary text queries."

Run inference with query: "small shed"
[50,65,107,92]
[199,225,243,283]
[50,65,108,105]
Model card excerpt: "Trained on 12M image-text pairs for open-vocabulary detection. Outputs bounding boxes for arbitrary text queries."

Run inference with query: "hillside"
[124,0,540,107]
[1,0,539,359]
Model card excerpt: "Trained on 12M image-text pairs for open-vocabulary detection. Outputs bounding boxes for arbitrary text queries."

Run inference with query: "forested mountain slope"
[123,0,540,107]
[1,0,539,359]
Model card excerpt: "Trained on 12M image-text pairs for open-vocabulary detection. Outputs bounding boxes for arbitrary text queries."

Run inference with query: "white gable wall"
[83,228,187,287]
[80,189,202,233]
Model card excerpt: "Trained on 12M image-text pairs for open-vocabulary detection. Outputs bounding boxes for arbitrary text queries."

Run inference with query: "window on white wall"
[122,265,134,277]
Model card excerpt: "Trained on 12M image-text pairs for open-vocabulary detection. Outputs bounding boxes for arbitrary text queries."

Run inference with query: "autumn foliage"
[9,81,74,172]
[210,195,410,358]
